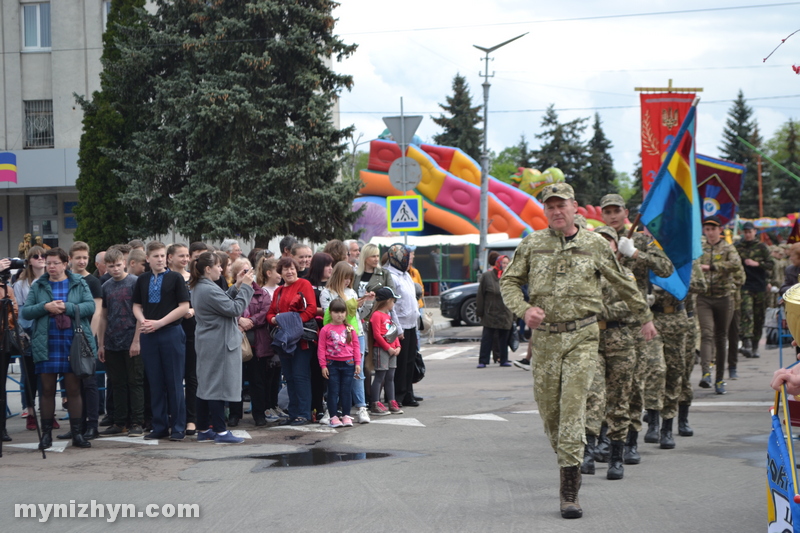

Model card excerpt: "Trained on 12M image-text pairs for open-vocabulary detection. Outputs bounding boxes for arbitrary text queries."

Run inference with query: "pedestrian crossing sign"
[387,195,423,232]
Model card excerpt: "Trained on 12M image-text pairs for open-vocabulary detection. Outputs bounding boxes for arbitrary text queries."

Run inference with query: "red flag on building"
[640,93,696,193]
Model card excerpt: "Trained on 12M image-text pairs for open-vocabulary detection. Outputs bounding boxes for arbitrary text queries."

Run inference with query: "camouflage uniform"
[501,226,652,467]
[617,230,674,432]
[679,261,706,406]
[585,267,637,441]
[651,289,689,420]
[735,238,773,351]
[727,260,745,369]
[697,238,744,383]
[768,248,789,308]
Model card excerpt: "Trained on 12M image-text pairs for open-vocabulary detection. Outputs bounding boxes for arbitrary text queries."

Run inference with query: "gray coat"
[191,278,254,402]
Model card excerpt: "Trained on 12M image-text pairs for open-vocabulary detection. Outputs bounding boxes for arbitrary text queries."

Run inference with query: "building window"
[24,100,54,149]
[102,1,112,31]
[22,3,51,50]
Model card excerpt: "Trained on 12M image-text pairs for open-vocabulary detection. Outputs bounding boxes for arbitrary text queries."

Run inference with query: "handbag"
[508,329,520,352]
[69,306,96,379]
[275,288,318,342]
[241,331,254,362]
[0,297,25,356]
[412,350,426,384]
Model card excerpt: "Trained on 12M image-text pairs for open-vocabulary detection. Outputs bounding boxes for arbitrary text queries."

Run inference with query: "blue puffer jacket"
[22,272,97,364]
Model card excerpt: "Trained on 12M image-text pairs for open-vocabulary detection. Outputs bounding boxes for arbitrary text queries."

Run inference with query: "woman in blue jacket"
[22,247,96,450]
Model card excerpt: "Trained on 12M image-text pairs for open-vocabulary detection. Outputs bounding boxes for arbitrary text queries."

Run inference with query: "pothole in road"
[250,448,419,472]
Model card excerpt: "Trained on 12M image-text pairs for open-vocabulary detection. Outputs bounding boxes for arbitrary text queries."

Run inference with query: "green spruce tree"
[489,146,521,184]
[74,0,147,256]
[516,134,533,168]
[534,105,590,204]
[585,113,617,204]
[431,74,483,161]
[767,119,800,215]
[111,0,361,244]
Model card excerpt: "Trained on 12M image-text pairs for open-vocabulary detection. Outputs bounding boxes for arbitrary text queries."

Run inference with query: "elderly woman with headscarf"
[476,252,514,368]
[384,244,421,407]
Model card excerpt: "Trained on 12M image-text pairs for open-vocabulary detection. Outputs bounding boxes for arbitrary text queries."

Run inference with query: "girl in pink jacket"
[317,298,361,428]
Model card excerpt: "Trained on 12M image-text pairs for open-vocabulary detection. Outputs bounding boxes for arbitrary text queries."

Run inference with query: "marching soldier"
[677,260,707,437]
[735,221,773,359]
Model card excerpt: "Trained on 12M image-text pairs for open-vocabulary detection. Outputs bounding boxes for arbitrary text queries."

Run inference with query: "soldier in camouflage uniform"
[678,260,707,437]
[697,216,744,394]
[768,245,789,309]
[599,194,673,463]
[581,226,637,481]
[726,254,745,378]
[501,184,656,519]
[735,221,774,359]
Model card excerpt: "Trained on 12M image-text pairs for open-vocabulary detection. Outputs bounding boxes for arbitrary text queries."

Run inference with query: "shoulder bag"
[241,331,254,362]
[70,306,96,379]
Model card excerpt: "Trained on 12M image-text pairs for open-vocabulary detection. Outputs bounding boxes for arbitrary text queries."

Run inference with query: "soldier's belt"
[650,303,685,314]
[597,320,625,330]
[537,315,597,334]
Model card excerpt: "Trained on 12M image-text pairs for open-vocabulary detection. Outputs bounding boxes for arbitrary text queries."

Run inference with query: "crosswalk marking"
[691,401,773,407]
[268,425,338,433]
[424,346,473,360]
[97,436,158,445]
[370,418,425,427]
[511,410,539,415]
[442,414,507,421]
[6,441,68,452]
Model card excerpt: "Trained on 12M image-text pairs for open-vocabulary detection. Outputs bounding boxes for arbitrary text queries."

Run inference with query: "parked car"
[440,238,522,327]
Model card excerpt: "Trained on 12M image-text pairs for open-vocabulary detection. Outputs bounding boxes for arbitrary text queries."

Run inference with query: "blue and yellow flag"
[767,383,800,533]
[639,104,701,300]
[0,152,17,183]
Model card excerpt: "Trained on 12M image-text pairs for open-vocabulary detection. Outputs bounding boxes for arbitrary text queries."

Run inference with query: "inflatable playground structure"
[354,139,609,238]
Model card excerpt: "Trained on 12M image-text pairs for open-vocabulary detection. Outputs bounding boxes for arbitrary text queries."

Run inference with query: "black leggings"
[196,398,227,433]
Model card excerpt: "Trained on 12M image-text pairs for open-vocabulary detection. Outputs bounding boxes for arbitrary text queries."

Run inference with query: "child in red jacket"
[318,298,361,428]
[369,287,403,416]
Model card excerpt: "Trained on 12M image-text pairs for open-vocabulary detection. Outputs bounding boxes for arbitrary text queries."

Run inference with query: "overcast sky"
[332,0,800,178]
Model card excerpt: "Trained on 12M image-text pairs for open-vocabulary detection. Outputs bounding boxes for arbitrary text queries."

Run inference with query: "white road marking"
[97,436,159,445]
[231,430,252,439]
[424,346,473,360]
[268,425,338,433]
[6,441,69,452]
[511,410,539,415]
[691,401,773,407]
[442,414,508,421]
[370,417,426,427]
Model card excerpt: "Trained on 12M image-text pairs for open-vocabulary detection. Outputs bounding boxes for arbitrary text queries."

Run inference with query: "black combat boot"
[740,338,753,358]
[559,466,582,519]
[678,404,693,437]
[70,418,91,449]
[607,440,625,480]
[581,434,596,475]
[660,417,675,449]
[593,424,610,462]
[644,409,660,443]
[623,428,641,464]
[38,419,54,450]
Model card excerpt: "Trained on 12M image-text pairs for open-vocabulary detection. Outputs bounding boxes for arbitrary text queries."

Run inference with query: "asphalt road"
[0,327,783,532]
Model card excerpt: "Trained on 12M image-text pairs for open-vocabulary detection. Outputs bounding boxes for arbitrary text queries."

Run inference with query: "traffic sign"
[382,116,422,149]
[388,156,422,191]
[386,195,424,232]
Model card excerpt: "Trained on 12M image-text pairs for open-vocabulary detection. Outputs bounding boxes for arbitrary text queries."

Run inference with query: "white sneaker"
[356,406,371,424]
[318,410,331,425]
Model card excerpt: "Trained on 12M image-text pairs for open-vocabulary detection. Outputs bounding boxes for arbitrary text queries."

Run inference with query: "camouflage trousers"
[653,312,689,420]
[585,326,636,441]
[531,323,599,468]
[679,315,699,405]
[628,333,646,433]
[740,290,767,347]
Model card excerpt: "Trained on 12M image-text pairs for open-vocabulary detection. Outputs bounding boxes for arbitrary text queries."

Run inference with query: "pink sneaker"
[388,400,404,414]
[329,416,343,428]
[342,415,354,427]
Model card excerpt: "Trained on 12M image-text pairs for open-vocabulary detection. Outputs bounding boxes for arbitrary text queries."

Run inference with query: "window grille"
[24,100,54,149]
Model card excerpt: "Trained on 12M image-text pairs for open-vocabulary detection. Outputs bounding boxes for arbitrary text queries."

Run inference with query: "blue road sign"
[387,195,423,232]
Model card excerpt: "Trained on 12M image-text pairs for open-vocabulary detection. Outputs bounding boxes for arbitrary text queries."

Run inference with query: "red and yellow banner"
[640,93,695,193]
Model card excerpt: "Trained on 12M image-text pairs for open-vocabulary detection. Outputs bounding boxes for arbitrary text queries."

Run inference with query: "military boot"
[593,424,610,462]
[740,338,753,358]
[644,409,660,443]
[559,466,582,519]
[581,434,596,475]
[660,417,675,449]
[678,404,693,437]
[70,418,91,449]
[607,440,625,480]
[38,419,54,450]
[623,428,641,464]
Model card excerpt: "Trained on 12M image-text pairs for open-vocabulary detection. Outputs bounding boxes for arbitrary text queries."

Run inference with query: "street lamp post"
[473,33,527,272]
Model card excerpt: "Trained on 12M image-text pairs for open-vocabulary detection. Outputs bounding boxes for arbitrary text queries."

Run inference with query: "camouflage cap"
[540,183,575,202]
[594,225,619,244]
[599,193,626,209]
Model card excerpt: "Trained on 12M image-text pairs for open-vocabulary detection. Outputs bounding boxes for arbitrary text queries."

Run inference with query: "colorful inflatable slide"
[357,140,550,238]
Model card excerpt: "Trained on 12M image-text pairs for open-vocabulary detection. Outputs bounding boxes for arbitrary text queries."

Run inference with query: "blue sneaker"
[715,380,726,395]
[214,431,244,444]
[196,429,216,443]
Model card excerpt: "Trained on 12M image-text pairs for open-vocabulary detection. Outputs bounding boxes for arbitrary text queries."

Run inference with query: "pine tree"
[719,90,768,218]
[109,0,361,244]
[517,134,532,168]
[584,113,617,204]
[768,119,800,215]
[431,74,483,161]
[489,146,521,183]
[533,105,590,204]
[74,0,147,256]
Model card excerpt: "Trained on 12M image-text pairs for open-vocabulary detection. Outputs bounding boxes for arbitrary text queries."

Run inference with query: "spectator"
[317,298,361,428]
[323,239,348,265]
[190,252,255,444]
[168,243,197,435]
[279,236,297,258]
[221,239,242,262]
[291,243,313,279]
[344,239,360,271]
[384,244,420,407]
[476,252,514,368]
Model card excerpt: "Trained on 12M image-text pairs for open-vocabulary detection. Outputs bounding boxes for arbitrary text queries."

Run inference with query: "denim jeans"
[351,334,366,408]
[326,359,355,417]
[278,345,312,421]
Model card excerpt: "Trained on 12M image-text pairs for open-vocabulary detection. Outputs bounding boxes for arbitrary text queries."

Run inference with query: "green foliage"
[533,105,591,204]
[584,113,617,204]
[106,0,361,245]
[490,146,522,184]
[766,119,800,215]
[614,171,635,203]
[516,134,533,168]
[343,150,370,181]
[74,0,147,257]
[431,74,483,161]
